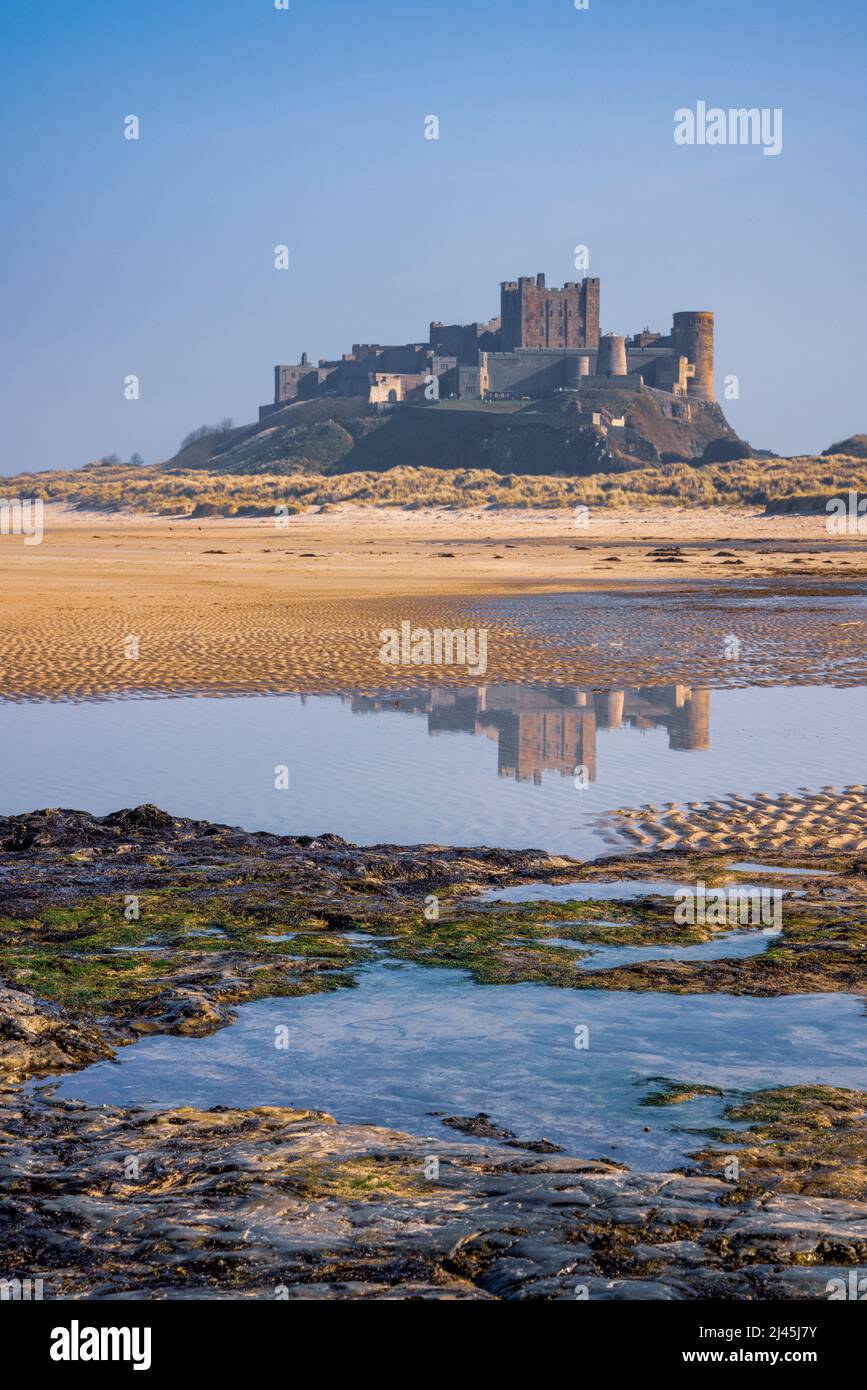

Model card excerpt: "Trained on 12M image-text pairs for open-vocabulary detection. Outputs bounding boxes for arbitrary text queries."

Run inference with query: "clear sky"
[1,0,864,473]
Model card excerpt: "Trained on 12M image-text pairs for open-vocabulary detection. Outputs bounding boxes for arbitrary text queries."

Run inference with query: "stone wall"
[482,349,645,399]
[429,319,501,362]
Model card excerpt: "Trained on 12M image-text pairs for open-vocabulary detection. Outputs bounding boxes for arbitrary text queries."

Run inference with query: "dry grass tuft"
[7,454,866,517]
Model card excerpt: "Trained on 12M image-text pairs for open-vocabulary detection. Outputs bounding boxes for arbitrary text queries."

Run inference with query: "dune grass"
[7,454,866,517]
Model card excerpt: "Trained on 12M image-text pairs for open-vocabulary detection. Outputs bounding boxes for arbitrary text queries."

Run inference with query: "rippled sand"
[0,504,865,699]
[604,786,867,854]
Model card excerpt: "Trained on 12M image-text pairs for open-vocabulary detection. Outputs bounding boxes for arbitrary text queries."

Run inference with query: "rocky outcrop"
[1,1092,864,1300]
[0,987,115,1082]
[155,388,739,481]
[1,807,865,1299]
[0,804,579,901]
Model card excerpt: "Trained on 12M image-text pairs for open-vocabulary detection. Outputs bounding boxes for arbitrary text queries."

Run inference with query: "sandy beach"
[0,503,865,701]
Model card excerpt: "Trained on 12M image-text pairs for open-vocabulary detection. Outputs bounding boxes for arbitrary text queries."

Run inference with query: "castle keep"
[499,273,599,351]
[260,274,715,420]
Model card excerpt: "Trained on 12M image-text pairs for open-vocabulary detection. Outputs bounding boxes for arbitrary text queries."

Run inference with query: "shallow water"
[729,861,834,877]
[544,928,777,969]
[484,880,696,903]
[484,877,777,903]
[1,682,865,857]
[48,961,867,1171]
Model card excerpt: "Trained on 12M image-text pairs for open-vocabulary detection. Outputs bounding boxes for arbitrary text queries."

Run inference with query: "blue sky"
[1,0,864,472]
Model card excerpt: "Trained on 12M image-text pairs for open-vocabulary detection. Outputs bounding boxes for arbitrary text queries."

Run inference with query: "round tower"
[564,354,591,389]
[595,332,627,377]
[672,311,714,401]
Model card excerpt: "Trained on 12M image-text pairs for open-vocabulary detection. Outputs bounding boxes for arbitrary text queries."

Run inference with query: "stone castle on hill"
[259,272,715,420]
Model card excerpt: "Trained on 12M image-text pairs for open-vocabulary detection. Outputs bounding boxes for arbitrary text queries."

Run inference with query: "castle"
[348,683,710,785]
[259,273,715,420]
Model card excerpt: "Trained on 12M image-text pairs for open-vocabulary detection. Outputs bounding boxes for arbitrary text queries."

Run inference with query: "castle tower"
[500,275,600,351]
[595,332,627,377]
[671,311,715,401]
[595,690,625,729]
[563,355,591,389]
[669,687,710,750]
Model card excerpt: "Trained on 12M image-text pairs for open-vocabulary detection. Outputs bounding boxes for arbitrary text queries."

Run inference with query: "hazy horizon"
[1,0,865,475]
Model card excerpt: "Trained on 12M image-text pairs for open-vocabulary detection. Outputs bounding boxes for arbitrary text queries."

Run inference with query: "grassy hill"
[169,397,385,475]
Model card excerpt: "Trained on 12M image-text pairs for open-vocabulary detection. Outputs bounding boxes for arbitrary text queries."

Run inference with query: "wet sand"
[0,504,865,699]
[604,786,867,855]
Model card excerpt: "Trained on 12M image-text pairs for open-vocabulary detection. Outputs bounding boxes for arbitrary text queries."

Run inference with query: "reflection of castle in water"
[347,685,710,785]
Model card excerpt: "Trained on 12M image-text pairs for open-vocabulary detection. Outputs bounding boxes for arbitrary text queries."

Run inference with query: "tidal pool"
[543,928,777,969]
[48,961,867,1172]
[483,880,695,903]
